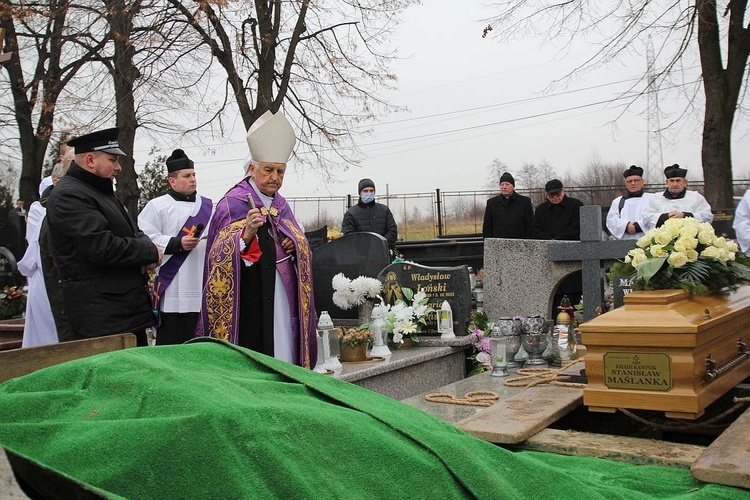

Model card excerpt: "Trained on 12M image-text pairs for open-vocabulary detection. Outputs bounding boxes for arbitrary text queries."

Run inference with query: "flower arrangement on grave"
[338,327,375,347]
[382,287,434,346]
[467,310,492,375]
[327,226,342,242]
[611,217,750,295]
[331,273,382,310]
[0,286,26,321]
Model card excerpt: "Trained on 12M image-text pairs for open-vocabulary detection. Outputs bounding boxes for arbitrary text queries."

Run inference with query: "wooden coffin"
[580,287,750,419]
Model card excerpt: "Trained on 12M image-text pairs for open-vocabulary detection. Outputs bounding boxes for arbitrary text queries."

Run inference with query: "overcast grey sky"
[141,0,750,202]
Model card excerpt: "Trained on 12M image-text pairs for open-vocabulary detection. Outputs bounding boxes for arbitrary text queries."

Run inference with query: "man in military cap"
[46,128,161,346]
[196,111,317,369]
[606,165,655,240]
[643,164,713,231]
[138,149,212,345]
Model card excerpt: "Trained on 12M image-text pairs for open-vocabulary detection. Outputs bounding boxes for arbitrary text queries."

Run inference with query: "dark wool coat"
[482,191,534,239]
[342,200,398,248]
[533,195,585,241]
[46,162,158,339]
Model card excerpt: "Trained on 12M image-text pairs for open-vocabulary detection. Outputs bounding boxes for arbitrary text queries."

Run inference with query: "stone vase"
[340,342,368,362]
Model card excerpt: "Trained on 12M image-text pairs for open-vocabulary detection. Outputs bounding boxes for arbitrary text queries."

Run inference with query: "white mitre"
[245,110,296,163]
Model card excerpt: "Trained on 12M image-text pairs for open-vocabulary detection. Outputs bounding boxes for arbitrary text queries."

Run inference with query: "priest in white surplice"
[606,165,655,240]
[642,164,713,231]
[138,149,212,345]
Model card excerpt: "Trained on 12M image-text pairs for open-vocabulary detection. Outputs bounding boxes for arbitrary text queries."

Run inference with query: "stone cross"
[547,206,635,321]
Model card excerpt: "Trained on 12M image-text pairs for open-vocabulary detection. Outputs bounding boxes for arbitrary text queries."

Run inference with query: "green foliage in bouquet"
[0,286,26,320]
[611,218,750,295]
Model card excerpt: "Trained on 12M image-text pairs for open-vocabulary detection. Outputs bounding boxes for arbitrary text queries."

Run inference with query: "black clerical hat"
[166,149,194,173]
[623,165,643,178]
[499,172,515,186]
[664,164,687,179]
[67,128,125,156]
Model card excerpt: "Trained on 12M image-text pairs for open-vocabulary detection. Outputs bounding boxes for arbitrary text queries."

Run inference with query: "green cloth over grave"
[0,338,745,499]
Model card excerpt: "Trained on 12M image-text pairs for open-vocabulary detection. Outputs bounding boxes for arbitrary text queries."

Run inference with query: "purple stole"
[152,196,212,316]
[196,180,317,368]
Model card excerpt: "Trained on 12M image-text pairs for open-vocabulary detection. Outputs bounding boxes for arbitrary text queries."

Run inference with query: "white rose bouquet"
[611,217,750,295]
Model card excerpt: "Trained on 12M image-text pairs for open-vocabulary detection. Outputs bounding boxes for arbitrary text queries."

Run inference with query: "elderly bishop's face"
[250,161,286,196]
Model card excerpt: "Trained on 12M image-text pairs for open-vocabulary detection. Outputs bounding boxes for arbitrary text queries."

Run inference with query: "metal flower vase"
[521,314,549,365]
[495,317,522,368]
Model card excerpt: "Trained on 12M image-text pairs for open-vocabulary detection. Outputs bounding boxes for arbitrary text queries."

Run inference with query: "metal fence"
[290,181,750,241]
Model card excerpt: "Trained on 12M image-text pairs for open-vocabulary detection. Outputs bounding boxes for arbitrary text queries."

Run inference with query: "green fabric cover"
[0,338,745,499]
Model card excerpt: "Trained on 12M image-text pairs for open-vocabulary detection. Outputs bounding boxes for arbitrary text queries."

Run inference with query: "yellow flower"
[650,244,666,258]
[662,219,682,238]
[676,235,698,250]
[698,230,714,245]
[701,246,720,259]
[654,229,674,246]
[674,242,686,253]
[637,232,655,249]
[631,250,647,267]
[686,249,699,262]
[712,236,727,249]
[727,240,739,253]
[667,251,688,268]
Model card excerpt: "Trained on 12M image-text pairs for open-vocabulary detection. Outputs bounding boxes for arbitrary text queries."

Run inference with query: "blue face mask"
[361,193,375,204]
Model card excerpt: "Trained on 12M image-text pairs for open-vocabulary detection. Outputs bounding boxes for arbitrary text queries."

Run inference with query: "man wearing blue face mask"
[342,178,398,253]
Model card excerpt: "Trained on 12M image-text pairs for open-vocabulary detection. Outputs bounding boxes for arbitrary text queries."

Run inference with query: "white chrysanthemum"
[667,251,688,268]
[412,303,428,318]
[392,332,404,344]
[332,273,350,292]
[390,302,412,322]
[332,290,352,310]
[701,246,720,259]
[351,276,382,299]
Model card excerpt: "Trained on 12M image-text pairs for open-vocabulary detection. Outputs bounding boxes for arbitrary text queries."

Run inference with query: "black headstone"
[377,262,471,336]
[304,225,328,252]
[612,276,634,309]
[0,246,23,288]
[312,232,391,320]
[711,208,736,240]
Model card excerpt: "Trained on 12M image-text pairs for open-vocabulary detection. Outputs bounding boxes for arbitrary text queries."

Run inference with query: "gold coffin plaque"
[603,352,672,391]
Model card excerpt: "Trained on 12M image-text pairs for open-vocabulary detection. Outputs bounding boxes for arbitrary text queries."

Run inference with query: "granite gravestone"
[711,208,736,240]
[377,262,471,336]
[312,232,391,321]
[0,247,22,288]
[612,276,634,309]
[304,225,328,252]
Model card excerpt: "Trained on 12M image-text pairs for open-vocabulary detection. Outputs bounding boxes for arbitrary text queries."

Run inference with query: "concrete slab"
[455,384,583,444]
[692,404,750,489]
[1,447,28,498]
[516,428,704,469]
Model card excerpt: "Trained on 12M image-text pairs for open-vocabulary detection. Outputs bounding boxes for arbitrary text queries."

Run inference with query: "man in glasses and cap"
[533,178,584,240]
[196,111,317,369]
[46,128,162,346]
[606,165,655,240]
[643,164,713,231]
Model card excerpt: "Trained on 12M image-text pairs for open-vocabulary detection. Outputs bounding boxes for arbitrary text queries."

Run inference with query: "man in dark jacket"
[46,128,161,346]
[482,172,533,239]
[342,178,398,251]
[533,179,584,240]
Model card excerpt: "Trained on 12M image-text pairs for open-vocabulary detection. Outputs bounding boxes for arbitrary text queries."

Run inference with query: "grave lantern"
[317,311,342,371]
[438,300,455,339]
[369,304,391,357]
[489,327,509,377]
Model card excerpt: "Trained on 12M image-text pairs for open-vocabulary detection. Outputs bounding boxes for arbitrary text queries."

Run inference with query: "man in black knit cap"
[342,178,398,253]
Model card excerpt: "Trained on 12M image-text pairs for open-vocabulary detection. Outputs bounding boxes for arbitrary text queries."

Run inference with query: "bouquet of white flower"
[382,287,435,345]
[611,217,750,295]
[331,273,383,310]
